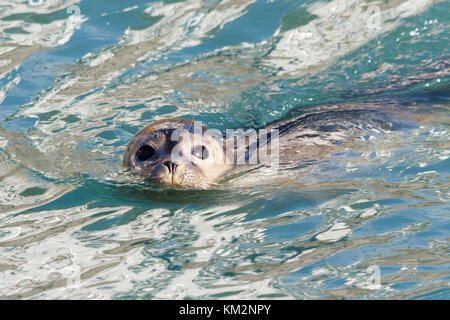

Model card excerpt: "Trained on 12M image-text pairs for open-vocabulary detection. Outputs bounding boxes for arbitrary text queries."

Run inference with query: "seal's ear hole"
[136,145,155,161]
[192,145,209,160]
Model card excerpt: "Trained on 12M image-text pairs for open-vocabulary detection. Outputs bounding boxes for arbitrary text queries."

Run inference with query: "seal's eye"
[192,145,209,160]
[136,145,155,161]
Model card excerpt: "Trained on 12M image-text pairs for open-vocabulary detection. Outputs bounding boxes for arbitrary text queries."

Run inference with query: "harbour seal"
[123,109,417,188]
[123,118,232,188]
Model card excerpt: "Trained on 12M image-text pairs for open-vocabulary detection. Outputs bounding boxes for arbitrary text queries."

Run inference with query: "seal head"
[123,119,231,188]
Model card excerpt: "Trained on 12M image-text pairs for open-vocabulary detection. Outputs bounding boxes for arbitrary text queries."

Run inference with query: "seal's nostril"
[163,161,177,173]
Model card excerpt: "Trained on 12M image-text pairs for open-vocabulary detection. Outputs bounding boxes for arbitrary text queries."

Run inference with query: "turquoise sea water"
[0,0,449,299]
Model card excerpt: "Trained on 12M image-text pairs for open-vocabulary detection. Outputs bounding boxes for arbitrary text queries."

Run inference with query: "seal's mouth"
[149,176,212,190]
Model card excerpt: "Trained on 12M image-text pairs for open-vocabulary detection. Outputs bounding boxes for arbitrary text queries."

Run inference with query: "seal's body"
[123,109,416,188]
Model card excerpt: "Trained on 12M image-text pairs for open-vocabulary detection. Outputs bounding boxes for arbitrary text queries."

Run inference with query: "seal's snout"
[163,161,177,174]
[153,160,189,187]
[153,160,174,185]
[155,160,178,186]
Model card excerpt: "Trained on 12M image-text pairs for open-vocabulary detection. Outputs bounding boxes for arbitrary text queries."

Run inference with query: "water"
[0,0,449,299]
